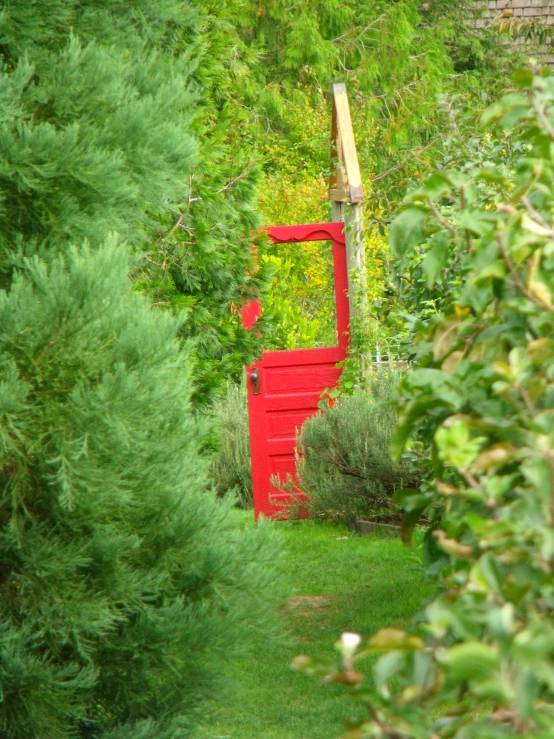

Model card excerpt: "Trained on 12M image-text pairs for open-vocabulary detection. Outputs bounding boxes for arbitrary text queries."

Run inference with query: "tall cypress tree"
[0,4,278,737]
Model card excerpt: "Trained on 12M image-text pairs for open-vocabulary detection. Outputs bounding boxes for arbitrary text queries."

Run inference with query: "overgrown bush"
[295,66,554,737]
[210,379,253,508]
[297,372,417,523]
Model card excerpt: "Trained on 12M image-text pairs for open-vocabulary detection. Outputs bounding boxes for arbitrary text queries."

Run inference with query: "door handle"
[249,368,261,395]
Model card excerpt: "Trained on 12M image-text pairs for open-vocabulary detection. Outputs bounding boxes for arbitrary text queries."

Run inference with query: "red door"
[243,222,350,520]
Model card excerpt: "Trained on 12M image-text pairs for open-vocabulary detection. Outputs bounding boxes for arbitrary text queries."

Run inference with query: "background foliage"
[226,0,523,354]
[133,2,273,403]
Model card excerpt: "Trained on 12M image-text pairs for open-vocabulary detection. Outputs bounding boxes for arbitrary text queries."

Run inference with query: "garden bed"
[350,518,400,537]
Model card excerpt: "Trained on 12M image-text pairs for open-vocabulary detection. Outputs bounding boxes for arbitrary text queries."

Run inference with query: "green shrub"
[0,243,279,738]
[297,371,417,523]
[296,66,554,737]
[210,379,253,508]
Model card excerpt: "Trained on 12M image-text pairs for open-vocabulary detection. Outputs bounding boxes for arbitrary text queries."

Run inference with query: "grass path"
[197,512,434,739]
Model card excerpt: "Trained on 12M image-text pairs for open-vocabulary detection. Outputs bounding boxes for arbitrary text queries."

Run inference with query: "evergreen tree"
[0,1,270,402]
[0,243,277,739]
[0,3,278,737]
[0,1,198,263]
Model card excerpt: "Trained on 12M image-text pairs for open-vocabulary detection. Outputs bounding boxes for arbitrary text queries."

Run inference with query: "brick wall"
[477,0,554,63]
[479,0,554,27]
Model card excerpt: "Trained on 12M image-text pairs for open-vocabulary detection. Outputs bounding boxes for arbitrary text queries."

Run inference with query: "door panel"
[243,222,349,520]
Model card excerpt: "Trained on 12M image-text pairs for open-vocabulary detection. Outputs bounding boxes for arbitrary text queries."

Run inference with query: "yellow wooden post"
[328,83,367,327]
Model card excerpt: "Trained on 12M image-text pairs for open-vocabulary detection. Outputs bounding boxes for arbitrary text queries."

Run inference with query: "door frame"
[243,222,349,519]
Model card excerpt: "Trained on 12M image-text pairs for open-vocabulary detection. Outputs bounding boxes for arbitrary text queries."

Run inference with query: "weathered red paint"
[243,222,349,520]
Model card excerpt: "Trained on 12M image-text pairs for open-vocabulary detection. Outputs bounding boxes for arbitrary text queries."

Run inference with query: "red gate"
[243,222,350,520]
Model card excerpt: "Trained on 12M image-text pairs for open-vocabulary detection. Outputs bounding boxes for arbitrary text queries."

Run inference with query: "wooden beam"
[328,83,364,204]
[329,83,369,379]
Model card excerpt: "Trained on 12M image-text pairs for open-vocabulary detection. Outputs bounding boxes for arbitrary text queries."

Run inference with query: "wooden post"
[328,83,368,329]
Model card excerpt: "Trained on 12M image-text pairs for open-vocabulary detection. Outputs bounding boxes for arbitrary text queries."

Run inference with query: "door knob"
[249,368,261,395]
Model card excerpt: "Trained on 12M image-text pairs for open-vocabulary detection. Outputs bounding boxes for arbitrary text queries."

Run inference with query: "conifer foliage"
[0,3,278,737]
[0,244,277,739]
[0,1,197,263]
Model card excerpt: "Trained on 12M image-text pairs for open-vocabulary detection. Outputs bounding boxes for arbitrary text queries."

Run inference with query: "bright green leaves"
[527,336,554,364]
[294,63,554,739]
[389,206,428,258]
[362,69,554,736]
[469,553,504,598]
[435,420,486,471]
[422,230,450,287]
[440,642,500,682]
[481,92,530,129]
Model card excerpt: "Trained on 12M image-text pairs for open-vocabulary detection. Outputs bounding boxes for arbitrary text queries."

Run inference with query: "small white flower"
[340,632,361,656]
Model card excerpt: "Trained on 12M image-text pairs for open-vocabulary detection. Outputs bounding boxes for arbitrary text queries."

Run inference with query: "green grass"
[196,512,435,739]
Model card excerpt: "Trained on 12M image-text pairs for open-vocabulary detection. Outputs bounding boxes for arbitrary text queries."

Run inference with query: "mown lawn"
[196,512,435,739]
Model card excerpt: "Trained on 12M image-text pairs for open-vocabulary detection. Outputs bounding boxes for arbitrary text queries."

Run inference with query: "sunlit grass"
[196,511,435,739]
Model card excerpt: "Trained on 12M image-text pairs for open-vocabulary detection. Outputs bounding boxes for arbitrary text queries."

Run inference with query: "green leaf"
[513,68,534,89]
[392,488,428,507]
[433,319,461,361]
[515,669,540,721]
[364,628,424,653]
[527,337,554,363]
[422,231,450,287]
[448,170,471,189]
[440,642,500,682]
[481,94,529,129]
[521,458,552,496]
[462,181,478,205]
[473,260,507,282]
[475,167,507,185]
[406,368,453,387]
[472,678,512,703]
[469,553,503,596]
[373,651,404,687]
[488,604,515,641]
[389,207,427,257]
[400,506,428,547]
[421,172,452,200]
[456,209,492,237]
[390,395,448,459]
